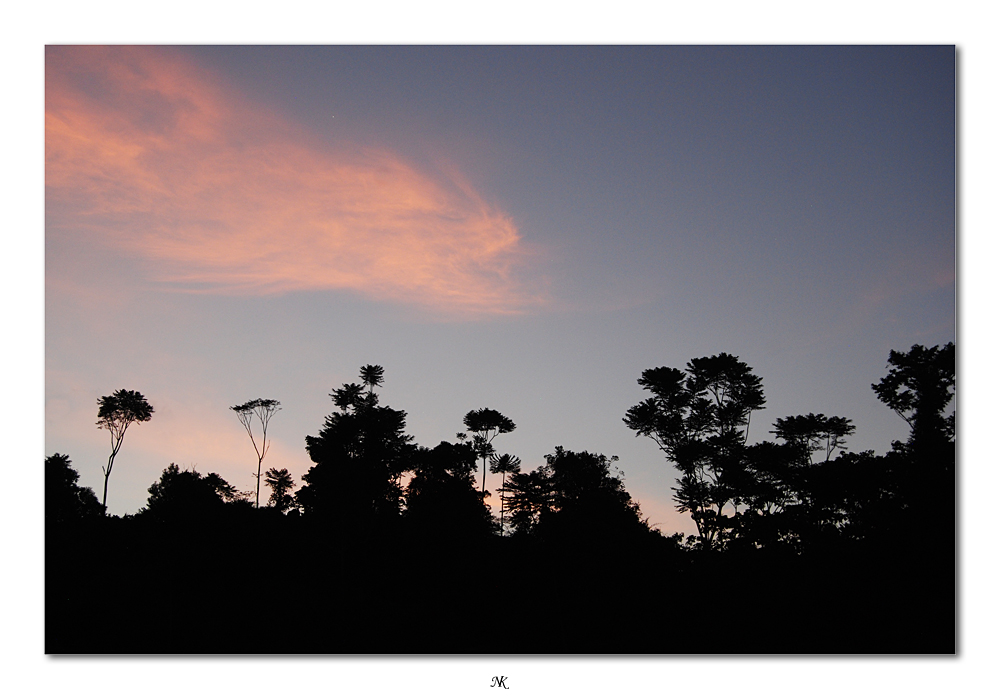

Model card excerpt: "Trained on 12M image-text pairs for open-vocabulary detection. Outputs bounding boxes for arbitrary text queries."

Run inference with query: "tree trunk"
[101,447,118,512]
[256,457,263,508]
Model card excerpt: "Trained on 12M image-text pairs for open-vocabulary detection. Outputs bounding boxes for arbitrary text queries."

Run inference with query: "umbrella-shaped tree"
[230,398,281,508]
[462,408,516,498]
[96,389,154,512]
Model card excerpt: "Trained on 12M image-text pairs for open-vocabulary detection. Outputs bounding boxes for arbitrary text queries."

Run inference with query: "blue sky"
[7,2,998,695]
[44,45,955,535]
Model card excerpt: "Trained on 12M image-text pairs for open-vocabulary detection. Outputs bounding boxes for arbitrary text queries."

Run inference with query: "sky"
[8,1,998,695]
[44,45,956,533]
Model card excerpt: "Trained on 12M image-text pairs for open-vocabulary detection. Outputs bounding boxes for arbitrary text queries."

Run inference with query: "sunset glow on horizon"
[46,45,954,533]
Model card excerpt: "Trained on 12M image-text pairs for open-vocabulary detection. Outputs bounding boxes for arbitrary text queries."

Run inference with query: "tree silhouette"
[202,472,253,503]
[870,342,956,547]
[505,447,648,541]
[772,413,856,464]
[298,366,414,529]
[264,467,296,512]
[141,463,240,521]
[504,465,555,535]
[624,354,765,549]
[732,440,800,548]
[544,447,648,538]
[359,364,385,402]
[462,408,516,497]
[230,398,281,508]
[96,389,154,512]
[800,448,886,545]
[46,453,104,523]
[331,383,365,411]
[489,453,521,536]
[405,440,493,537]
[47,346,959,653]
[872,343,955,454]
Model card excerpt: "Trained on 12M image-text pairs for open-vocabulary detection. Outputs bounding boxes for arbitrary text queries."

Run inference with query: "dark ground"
[46,515,954,654]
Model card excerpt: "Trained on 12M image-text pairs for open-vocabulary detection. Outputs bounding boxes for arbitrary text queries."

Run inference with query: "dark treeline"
[46,344,955,653]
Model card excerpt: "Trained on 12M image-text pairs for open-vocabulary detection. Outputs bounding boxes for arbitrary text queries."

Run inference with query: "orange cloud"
[46,46,543,316]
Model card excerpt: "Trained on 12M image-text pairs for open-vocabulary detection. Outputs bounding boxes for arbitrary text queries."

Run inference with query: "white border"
[8,2,996,697]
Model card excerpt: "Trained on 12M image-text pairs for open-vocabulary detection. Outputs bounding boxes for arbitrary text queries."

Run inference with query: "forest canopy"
[46,345,956,653]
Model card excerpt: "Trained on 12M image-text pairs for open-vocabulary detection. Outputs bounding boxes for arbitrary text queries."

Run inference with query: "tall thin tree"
[463,408,516,498]
[96,389,154,512]
[231,398,281,508]
[490,453,521,536]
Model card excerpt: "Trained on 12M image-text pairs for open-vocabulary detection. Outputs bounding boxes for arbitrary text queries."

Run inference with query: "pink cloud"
[46,46,544,316]
[856,246,955,311]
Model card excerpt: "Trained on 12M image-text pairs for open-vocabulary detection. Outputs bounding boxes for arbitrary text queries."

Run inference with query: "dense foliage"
[47,348,955,653]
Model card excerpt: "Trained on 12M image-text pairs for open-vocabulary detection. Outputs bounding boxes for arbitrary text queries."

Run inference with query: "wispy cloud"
[46,46,544,316]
